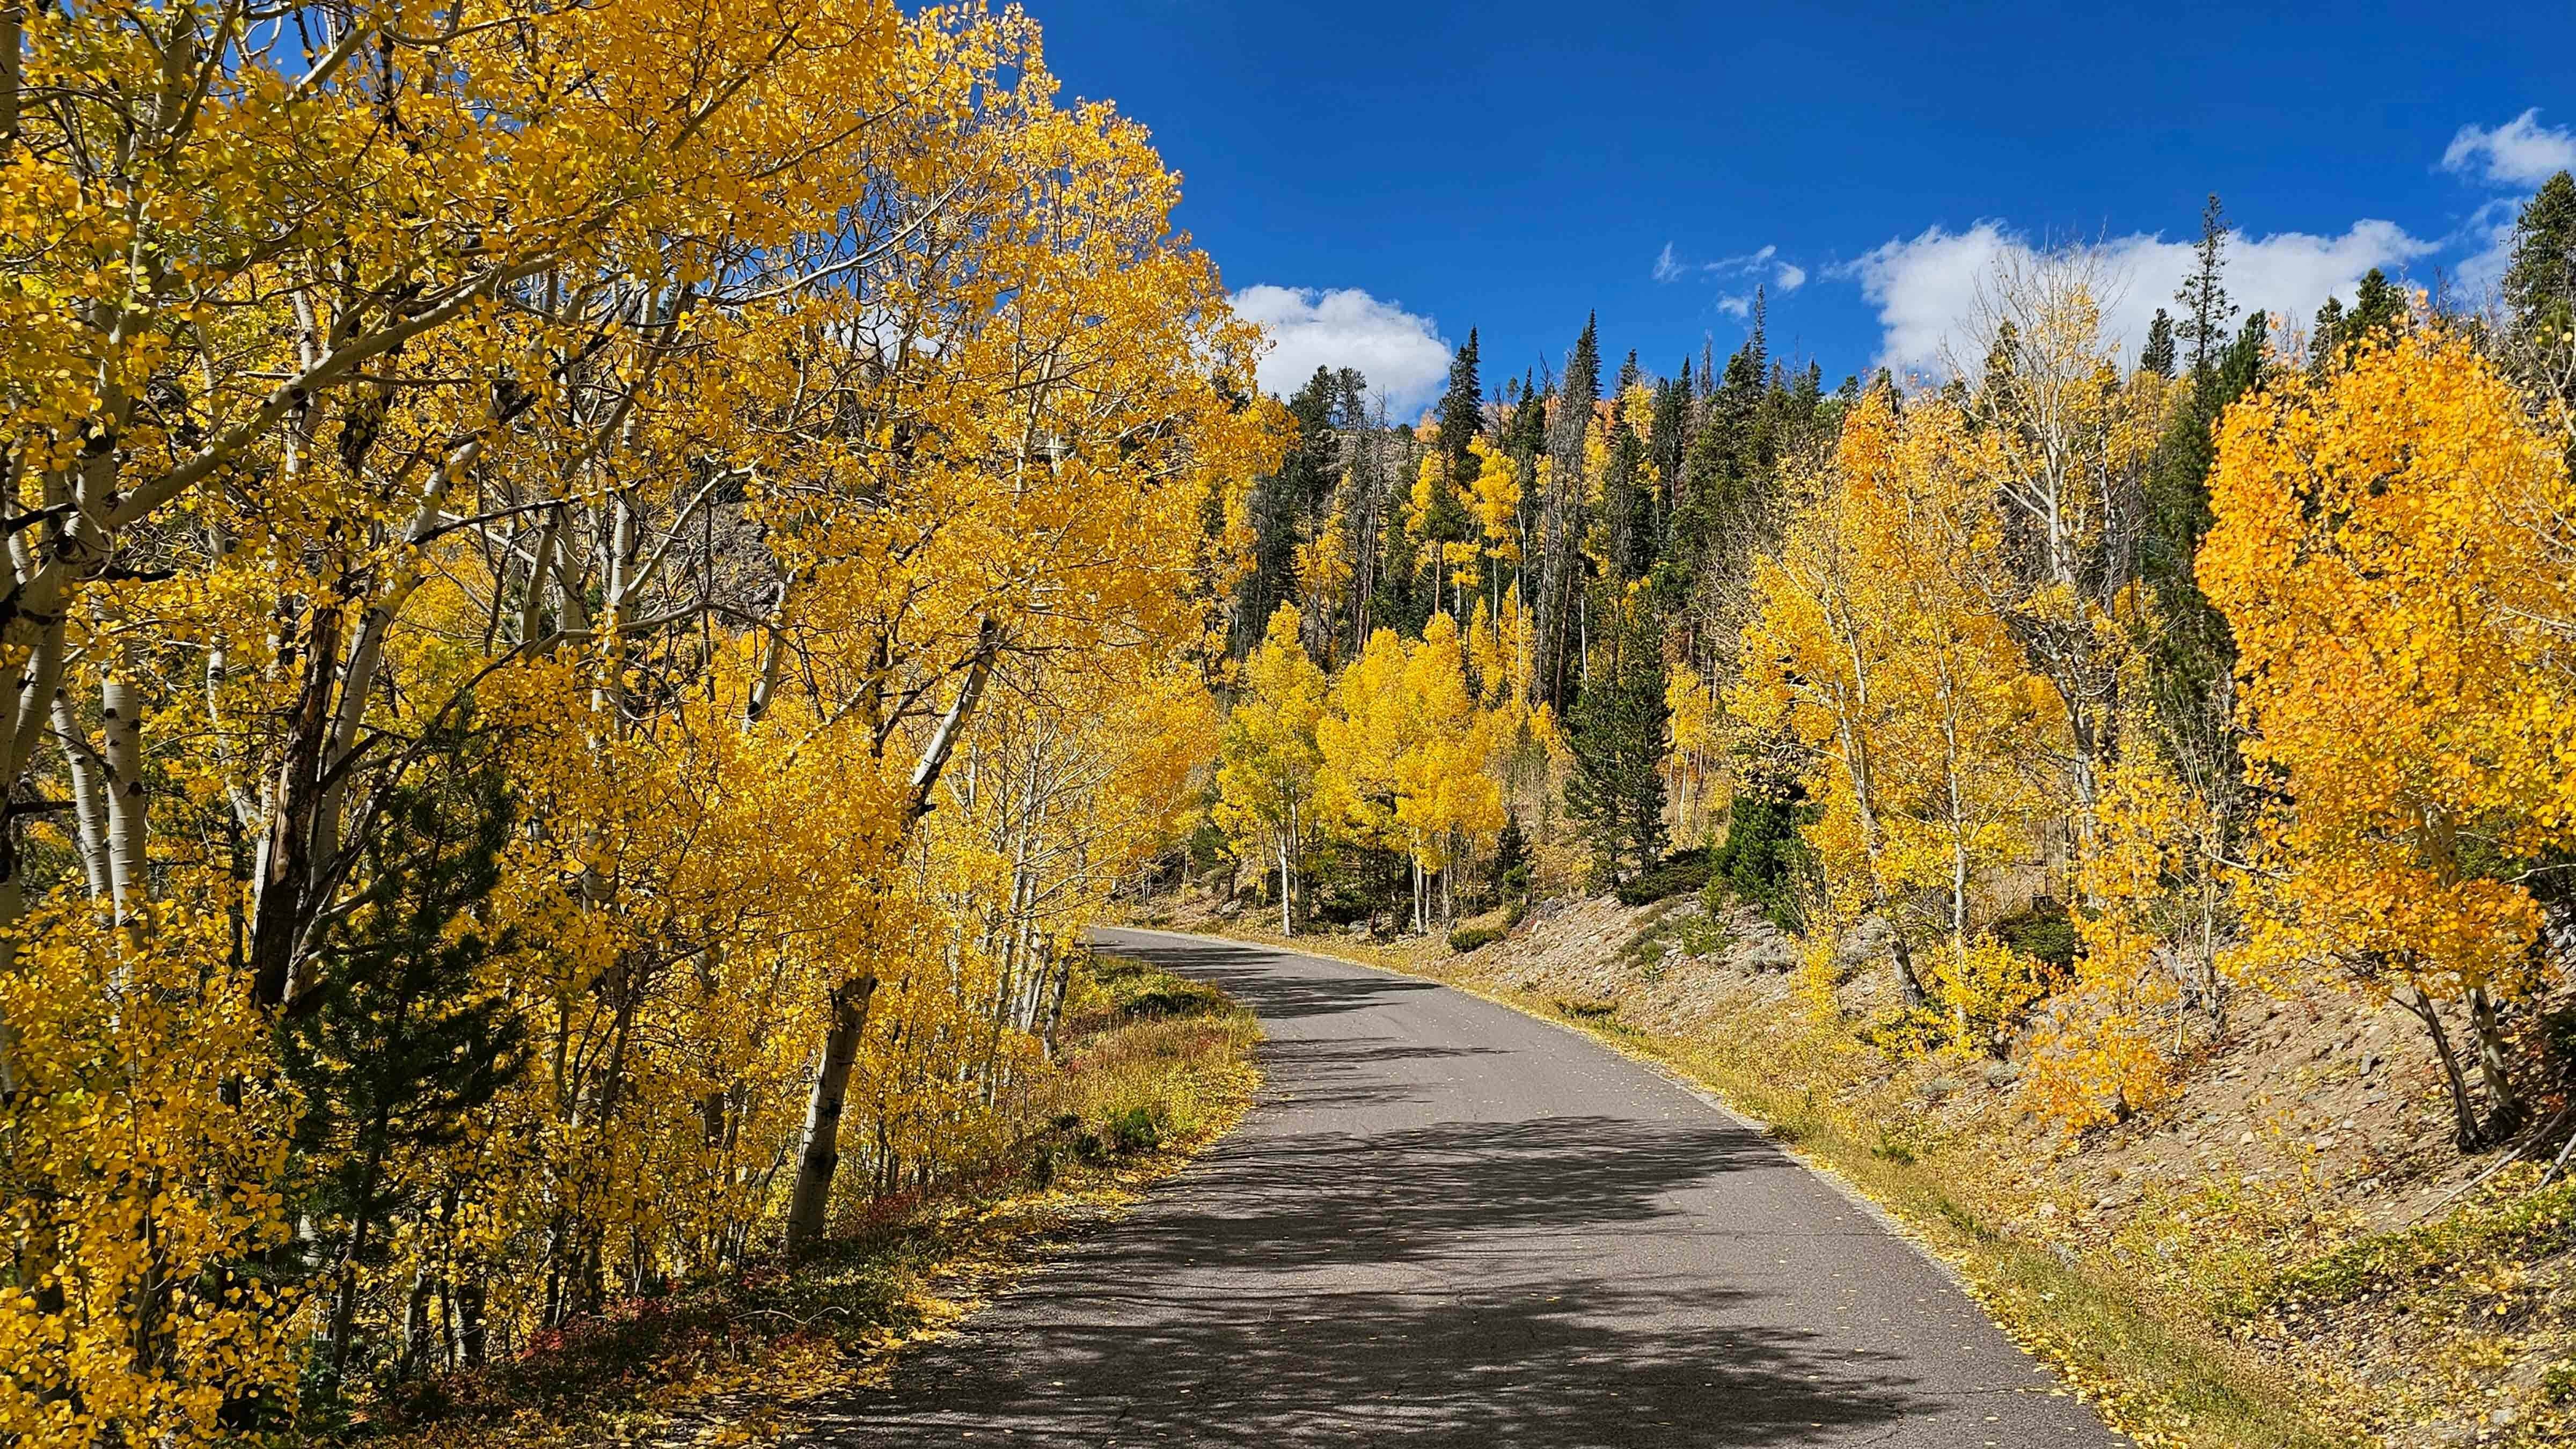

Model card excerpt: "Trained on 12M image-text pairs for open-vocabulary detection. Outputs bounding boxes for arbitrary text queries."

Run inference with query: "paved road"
[801,928,2121,1447]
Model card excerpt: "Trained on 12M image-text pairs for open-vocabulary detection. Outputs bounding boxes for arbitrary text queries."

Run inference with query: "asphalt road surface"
[801,928,2122,1447]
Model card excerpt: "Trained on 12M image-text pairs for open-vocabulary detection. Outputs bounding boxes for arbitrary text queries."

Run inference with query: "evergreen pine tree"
[1230,368,1340,655]
[1556,313,1601,447]
[1668,334,1772,591]
[2139,308,2178,377]
[1489,812,1532,908]
[2348,267,2404,340]
[1601,409,1654,583]
[1649,368,1691,531]
[2307,271,2405,376]
[2505,171,2576,347]
[1505,369,1549,457]
[1537,315,1602,705]
[2504,170,2576,457]
[285,729,526,1389]
[2309,296,2346,369]
[1437,328,1484,486]
[2140,309,2270,831]
[1563,586,1669,886]
[2177,194,2238,375]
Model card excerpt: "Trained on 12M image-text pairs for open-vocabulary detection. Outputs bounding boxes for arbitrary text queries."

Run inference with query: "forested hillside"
[1208,187,2576,1146]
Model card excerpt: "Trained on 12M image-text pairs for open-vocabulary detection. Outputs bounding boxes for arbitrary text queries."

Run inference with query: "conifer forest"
[6,3,2576,1447]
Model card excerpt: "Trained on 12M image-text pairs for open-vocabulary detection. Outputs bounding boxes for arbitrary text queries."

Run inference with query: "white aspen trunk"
[1829,614,1928,1010]
[100,671,148,922]
[1278,825,1294,936]
[1940,666,1972,1033]
[50,692,111,901]
[313,576,421,877]
[4,605,60,791]
[743,583,792,727]
[519,508,562,648]
[2467,985,2524,1127]
[781,977,873,1248]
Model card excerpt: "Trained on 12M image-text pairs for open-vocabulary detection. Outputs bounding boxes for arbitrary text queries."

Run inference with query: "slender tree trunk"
[2402,985,2487,1150]
[458,1277,487,1368]
[50,693,111,900]
[100,670,149,922]
[2467,984,2524,1132]
[783,621,1001,1255]
[250,601,343,1008]
[327,1151,384,1383]
[1044,948,1073,1055]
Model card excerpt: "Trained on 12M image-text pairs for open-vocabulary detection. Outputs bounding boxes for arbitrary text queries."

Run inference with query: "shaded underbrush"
[346,952,1258,1448]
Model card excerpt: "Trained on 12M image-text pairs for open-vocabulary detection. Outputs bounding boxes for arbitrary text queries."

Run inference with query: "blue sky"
[1036,0,2576,414]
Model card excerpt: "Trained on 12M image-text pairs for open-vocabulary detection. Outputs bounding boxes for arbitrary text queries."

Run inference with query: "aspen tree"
[2200,329,2576,1146]
[1216,606,1331,932]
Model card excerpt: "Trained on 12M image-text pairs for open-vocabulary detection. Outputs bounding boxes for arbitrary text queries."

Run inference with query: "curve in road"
[799,927,2123,1447]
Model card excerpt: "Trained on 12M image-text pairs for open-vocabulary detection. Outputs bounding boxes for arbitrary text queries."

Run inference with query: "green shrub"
[1706,785,1813,931]
[1106,1105,1162,1154]
[1121,983,1225,1019]
[1991,897,2080,975]
[1668,910,1732,957]
[2544,1359,2576,1404]
[1616,846,1711,905]
[1447,924,1503,953]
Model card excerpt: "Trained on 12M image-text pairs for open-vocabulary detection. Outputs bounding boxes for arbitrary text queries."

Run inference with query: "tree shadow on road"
[803,1268,1937,1447]
[800,1109,1944,1446]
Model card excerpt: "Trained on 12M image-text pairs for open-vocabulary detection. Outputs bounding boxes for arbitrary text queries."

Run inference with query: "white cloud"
[1231,285,1452,413]
[1652,241,1804,298]
[2442,109,2576,188]
[1845,218,2439,375]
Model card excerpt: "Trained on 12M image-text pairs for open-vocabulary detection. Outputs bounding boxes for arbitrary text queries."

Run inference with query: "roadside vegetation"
[0,6,1277,1445]
[346,953,1258,1449]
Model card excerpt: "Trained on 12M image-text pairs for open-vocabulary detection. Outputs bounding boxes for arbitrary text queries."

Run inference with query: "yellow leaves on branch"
[2201,328,2576,1008]
[1737,386,2065,1040]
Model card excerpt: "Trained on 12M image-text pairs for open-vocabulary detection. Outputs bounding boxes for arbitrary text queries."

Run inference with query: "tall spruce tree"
[1601,406,1655,583]
[1230,368,1341,655]
[2313,268,2405,370]
[2505,171,2576,459]
[2139,308,2178,377]
[285,729,525,1390]
[1563,584,1669,885]
[2505,171,2576,346]
[1538,314,1602,705]
[2177,194,2238,376]
[1668,331,1774,595]
[2141,309,2270,832]
[1437,328,1484,485]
